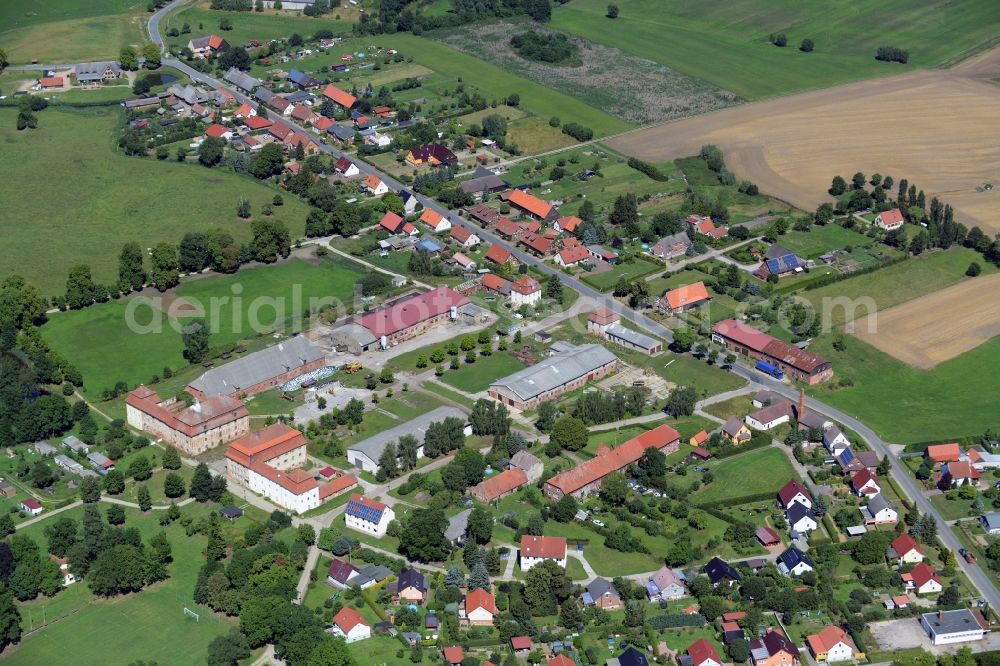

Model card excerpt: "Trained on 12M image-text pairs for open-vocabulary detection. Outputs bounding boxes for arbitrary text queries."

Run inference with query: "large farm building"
[712,319,833,384]
[125,386,250,456]
[187,336,326,400]
[488,343,619,411]
[331,287,470,352]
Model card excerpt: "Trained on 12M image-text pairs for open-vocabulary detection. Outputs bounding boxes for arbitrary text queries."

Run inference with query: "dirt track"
[608,48,1000,233]
[852,272,1000,368]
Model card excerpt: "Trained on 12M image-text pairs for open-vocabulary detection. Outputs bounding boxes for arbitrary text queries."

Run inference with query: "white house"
[777,480,812,510]
[921,609,988,645]
[746,401,793,431]
[420,209,452,233]
[862,493,898,524]
[777,547,815,577]
[786,503,819,533]
[850,469,881,497]
[450,225,480,248]
[890,534,925,564]
[874,208,904,231]
[344,494,395,537]
[364,174,389,196]
[908,563,943,595]
[808,626,857,663]
[823,426,851,455]
[19,499,42,517]
[509,276,542,308]
[520,535,567,571]
[335,157,360,177]
[462,589,496,627]
[980,513,1000,535]
[331,607,371,643]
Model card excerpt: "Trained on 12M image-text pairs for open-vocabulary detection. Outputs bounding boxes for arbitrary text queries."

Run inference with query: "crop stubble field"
[852,272,1000,369]
[608,49,1000,234]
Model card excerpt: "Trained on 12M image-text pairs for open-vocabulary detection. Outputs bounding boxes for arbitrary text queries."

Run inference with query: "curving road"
[145,0,998,608]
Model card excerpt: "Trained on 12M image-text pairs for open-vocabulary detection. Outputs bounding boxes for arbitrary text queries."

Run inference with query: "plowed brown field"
[851,272,1000,368]
[608,48,1000,233]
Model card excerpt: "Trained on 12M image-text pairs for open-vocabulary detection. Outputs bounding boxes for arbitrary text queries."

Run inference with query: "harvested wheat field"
[608,48,1000,233]
[851,273,1000,369]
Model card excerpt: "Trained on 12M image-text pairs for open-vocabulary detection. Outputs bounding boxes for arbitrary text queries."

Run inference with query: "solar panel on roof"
[766,259,780,273]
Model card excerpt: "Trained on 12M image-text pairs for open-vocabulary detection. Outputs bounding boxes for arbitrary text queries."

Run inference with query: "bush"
[510,31,578,64]
[800,38,814,52]
[769,33,788,47]
[627,157,668,182]
[562,123,593,142]
[875,46,909,64]
[967,262,982,277]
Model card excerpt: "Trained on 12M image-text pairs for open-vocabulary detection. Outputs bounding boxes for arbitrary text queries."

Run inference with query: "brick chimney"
[798,389,806,419]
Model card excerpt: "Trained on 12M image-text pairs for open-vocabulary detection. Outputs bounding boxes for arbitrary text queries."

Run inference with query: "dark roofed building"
[704,557,742,586]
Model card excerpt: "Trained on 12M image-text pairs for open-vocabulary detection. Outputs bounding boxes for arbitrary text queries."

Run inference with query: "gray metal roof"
[586,577,618,598]
[981,512,1000,531]
[36,442,57,455]
[54,454,83,471]
[922,609,986,636]
[445,508,472,541]
[328,124,356,140]
[74,61,120,82]
[224,67,261,92]
[332,322,377,348]
[353,565,392,587]
[605,322,660,351]
[867,493,895,515]
[87,452,112,466]
[254,87,275,103]
[63,436,88,452]
[347,406,467,465]
[189,337,325,397]
[490,343,618,402]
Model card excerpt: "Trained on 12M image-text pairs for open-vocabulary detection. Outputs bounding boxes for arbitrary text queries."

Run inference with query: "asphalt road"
[146,0,998,607]
[731,364,1000,610]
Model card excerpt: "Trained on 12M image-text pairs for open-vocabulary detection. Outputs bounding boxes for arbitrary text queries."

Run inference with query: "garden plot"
[435,21,739,124]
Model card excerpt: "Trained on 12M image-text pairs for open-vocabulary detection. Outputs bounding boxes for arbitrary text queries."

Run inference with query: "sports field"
[6,503,237,665]
[853,272,1000,369]
[608,50,1000,234]
[551,0,1000,99]
[0,106,310,296]
[692,447,796,504]
[809,333,1000,443]
[40,258,362,397]
[800,247,993,328]
[0,0,147,64]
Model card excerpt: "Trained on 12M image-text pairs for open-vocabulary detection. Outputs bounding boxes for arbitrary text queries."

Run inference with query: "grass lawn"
[422,381,476,409]
[778,224,872,260]
[801,246,994,327]
[122,465,196,506]
[550,0,1000,100]
[439,352,526,393]
[7,503,237,665]
[163,7,356,52]
[703,395,753,421]
[929,492,981,522]
[580,258,663,291]
[0,0,148,64]
[0,106,311,295]
[566,556,588,581]
[244,388,305,417]
[542,521,660,576]
[40,257,361,398]
[808,332,1000,443]
[693,447,797,504]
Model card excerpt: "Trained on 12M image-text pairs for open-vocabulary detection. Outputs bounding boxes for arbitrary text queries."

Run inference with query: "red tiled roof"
[208,35,226,49]
[688,638,721,666]
[691,430,709,445]
[39,76,63,87]
[665,282,711,310]
[335,156,354,172]
[250,463,316,495]
[910,562,941,588]
[364,173,383,190]
[334,607,368,633]
[465,588,497,614]
[312,115,333,131]
[714,320,830,375]
[319,466,336,478]
[20,498,42,510]
[235,103,253,118]
[225,423,306,467]
[495,217,519,237]
[443,646,464,664]
[851,469,880,493]
[722,611,747,621]
[713,319,774,352]
[323,84,356,108]
[547,657,574,666]
[320,474,358,499]
[546,424,680,496]
[485,244,512,264]
[511,276,541,295]
[778,479,811,506]
[126,387,248,439]
[270,96,291,111]
[508,189,552,219]
[356,287,470,338]
[450,226,473,243]
[926,443,961,463]
[558,245,590,265]
[877,208,904,226]
[519,232,553,254]
[587,307,619,326]
[520,535,566,559]
[692,446,711,458]
[421,209,445,228]
[472,467,527,502]
[244,115,271,130]
[807,625,852,655]
[269,122,292,140]
[557,216,582,233]
[511,636,532,650]
[891,534,923,557]
[291,104,312,121]
[946,461,981,479]
[205,123,229,138]
[482,273,510,292]
[379,211,404,233]
[756,526,780,544]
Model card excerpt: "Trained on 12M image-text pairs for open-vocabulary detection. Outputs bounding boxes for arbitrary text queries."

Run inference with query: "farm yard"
[40,257,364,398]
[852,272,1000,369]
[0,0,148,64]
[0,106,311,296]
[608,50,1000,234]
[550,0,1000,99]
[432,21,739,125]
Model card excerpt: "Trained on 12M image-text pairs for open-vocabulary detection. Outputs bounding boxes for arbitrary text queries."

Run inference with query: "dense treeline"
[876,46,909,64]
[356,0,554,35]
[510,31,578,64]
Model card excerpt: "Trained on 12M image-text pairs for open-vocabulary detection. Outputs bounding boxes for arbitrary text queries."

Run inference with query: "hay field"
[852,273,1000,369]
[607,49,1000,233]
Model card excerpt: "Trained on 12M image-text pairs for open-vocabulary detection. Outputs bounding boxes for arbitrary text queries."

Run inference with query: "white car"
[592,519,605,527]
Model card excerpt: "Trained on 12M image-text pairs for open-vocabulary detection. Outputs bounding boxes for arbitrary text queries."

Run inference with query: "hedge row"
[649,613,707,629]
[627,157,669,182]
[709,438,772,461]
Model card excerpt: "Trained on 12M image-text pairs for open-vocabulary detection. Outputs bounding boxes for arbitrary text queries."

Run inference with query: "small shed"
[220,506,243,521]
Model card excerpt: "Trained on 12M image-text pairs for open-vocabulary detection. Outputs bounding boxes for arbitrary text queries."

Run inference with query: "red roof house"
[323,84,357,108]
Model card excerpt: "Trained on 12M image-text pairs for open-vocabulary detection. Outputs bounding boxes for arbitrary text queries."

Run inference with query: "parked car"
[592,519,605,527]
[960,548,977,564]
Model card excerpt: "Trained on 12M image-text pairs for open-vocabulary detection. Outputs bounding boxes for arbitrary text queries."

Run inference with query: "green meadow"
[551,0,1000,99]
[0,106,311,296]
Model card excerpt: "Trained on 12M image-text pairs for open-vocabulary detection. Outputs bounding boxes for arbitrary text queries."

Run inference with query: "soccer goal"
[183,607,200,622]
